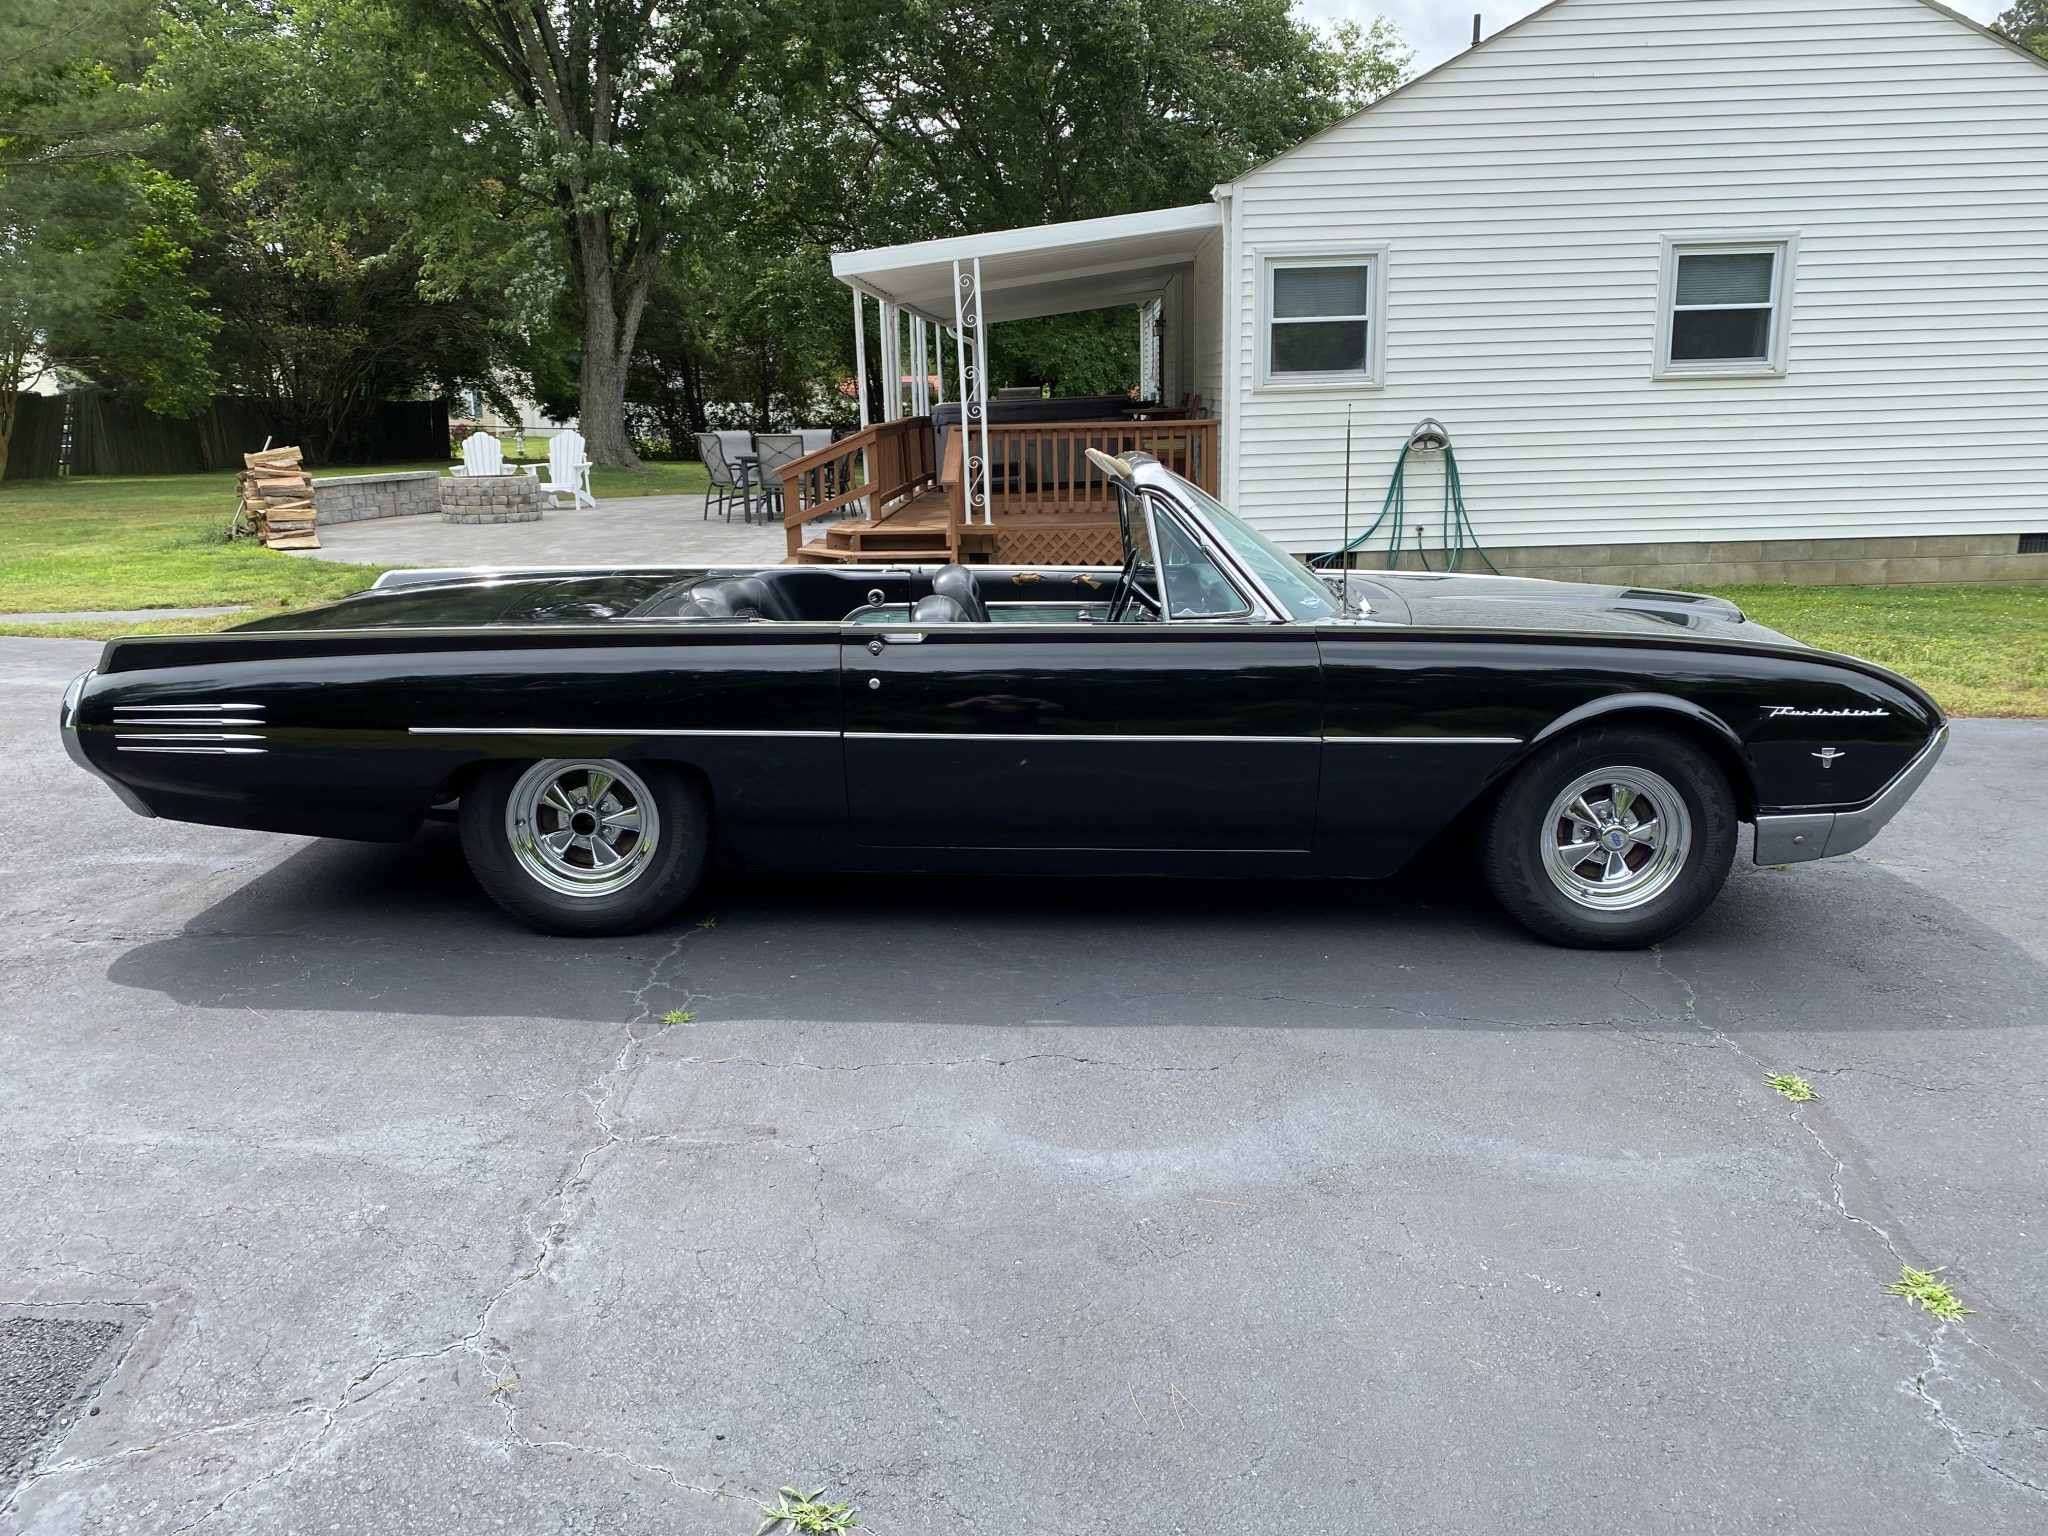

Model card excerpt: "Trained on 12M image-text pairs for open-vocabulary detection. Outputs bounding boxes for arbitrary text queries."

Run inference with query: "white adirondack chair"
[524,429,596,509]
[454,432,506,477]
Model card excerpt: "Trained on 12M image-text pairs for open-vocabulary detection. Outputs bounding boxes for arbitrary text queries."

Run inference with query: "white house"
[822,0,2048,585]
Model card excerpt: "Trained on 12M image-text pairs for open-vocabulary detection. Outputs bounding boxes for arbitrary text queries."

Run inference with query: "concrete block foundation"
[1351,532,2048,587]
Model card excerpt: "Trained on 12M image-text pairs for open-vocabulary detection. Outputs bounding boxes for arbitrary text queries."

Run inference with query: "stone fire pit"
[440,472,544,524]
[313,470,442,524]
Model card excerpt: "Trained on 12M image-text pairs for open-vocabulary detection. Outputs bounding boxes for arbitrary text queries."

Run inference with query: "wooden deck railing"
[952,417,1219,563]
[778,415,939,560]
[967,417,1218,516]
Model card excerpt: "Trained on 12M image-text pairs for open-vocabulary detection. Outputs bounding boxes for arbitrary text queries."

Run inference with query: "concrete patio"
[301,493,789,570]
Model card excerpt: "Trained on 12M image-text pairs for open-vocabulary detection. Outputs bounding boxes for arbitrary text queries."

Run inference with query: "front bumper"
[61,670,156,819]
[1753,723,1947,865]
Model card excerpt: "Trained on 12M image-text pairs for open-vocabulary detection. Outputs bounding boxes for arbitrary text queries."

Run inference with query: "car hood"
[1352,571,1805,647]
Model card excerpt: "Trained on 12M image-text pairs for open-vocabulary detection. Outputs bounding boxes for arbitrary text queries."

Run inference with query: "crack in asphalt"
[12,929,742,1532]
[1908,1325,2048,1499]
[1636,949,2048,1502]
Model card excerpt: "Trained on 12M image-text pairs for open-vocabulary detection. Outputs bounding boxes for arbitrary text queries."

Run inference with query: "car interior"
[623,563,1121,625]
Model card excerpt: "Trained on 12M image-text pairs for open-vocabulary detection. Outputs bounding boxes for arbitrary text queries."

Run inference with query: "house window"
[1259,251,1385,388]
[1657,239,1792,377]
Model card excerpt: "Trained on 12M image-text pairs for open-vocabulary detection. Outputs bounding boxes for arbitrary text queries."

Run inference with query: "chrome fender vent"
[111,702,267,755]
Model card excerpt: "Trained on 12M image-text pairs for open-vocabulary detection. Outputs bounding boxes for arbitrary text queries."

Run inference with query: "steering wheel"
[1105,553,1159,623]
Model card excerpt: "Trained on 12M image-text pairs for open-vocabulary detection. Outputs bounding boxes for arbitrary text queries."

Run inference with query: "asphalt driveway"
[3,636,2045,1535]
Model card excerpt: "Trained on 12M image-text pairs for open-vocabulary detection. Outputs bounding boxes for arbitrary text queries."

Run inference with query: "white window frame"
[1654,234,1796,380]
[1255,245,1388,391]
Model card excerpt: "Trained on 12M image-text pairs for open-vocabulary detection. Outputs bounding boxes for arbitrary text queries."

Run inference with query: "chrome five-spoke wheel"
[505,759,661,898]
[1540,767,1692,911]
[1484,726,1734,948]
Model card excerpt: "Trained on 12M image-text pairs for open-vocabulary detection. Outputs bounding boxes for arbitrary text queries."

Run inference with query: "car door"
[840,509,1321,858]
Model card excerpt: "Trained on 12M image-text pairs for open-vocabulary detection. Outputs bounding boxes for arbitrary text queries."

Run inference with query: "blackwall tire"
[1483,725,1736,949]
[459,759,709,936]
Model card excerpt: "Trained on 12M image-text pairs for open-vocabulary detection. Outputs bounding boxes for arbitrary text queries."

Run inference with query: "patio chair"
[752,433,807,519]
[453,433,506,477]
[696,431,761,522]
[522,429,596,509]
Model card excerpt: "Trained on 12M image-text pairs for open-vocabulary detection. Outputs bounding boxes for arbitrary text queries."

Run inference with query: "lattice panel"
[995,522,1120,567]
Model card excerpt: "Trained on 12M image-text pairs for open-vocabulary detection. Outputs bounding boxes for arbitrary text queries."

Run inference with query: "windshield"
[1160,473,1339,622]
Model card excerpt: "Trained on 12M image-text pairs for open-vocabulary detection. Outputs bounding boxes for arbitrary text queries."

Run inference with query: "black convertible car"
[61,451,1945,947]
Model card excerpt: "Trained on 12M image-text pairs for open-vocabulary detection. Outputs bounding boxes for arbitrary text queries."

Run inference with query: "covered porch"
[778,203,1224,564]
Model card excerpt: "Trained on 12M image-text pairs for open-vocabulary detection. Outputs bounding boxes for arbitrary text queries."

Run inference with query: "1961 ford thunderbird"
[60,451,1946,947]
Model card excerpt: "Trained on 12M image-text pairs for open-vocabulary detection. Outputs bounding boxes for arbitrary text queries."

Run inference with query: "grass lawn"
[0,458,709,638]
[1719,584,2048,718]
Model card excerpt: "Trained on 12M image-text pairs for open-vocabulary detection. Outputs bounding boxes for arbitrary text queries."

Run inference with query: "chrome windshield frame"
[1128,463,1291,624]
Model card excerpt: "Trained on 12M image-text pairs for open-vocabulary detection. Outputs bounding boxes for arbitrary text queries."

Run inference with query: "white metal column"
[1138,298,1162,403]
[907,315,928,416]
[851,288,869,430]
[877,300,901,422]
[952,258,990,526]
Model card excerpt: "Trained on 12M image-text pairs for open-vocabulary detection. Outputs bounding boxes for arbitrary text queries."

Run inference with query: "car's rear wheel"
[459,758,709,935]
[1483,725,1736,948]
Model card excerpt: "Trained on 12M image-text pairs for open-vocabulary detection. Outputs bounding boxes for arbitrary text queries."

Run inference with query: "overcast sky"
[1297,0,2009,76]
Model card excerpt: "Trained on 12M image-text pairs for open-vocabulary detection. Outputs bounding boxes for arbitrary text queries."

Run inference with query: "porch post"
[908,315,928,416]
[878,300,901,423]
[852,288,869,430]
[953,258,989,527]
[1138,298,1161,403]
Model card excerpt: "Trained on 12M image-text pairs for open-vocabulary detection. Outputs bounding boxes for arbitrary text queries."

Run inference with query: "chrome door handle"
[881,631,925,644]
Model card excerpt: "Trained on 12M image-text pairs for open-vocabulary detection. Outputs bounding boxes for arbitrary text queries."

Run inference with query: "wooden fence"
[4,392,450,479]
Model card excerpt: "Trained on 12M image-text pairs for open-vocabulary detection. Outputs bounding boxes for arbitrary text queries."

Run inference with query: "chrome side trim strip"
[407,726,839,739]
[406,727,1522,746]
[112,741,268,753]
[1326,735,1523,746]
[111,717,268,727]
[115,745,268,756]
[851,732,1522,745]
[1753,723,1949,866]
[111,703,264,714]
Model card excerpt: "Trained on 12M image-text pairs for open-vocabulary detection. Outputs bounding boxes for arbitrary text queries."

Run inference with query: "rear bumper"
[1753,723,1947,865]
[61,670,156,819]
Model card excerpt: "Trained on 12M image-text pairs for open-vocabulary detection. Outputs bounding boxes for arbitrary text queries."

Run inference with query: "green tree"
[0,0,216,477]
[153,4,521,461]
[387,0,788,468]
[791,0,1409,402]
[1993,1,2048,58]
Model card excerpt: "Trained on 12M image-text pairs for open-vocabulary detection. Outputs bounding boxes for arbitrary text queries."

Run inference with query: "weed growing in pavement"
[661,1009,695,1026]
[1887,1266,1972,1320]
[1765,1073,1817,1102]
[757,1486,859,1534]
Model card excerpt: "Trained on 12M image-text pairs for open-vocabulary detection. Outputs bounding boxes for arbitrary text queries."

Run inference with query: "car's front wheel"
[459,758,709,935]
[1482,725,1736,948]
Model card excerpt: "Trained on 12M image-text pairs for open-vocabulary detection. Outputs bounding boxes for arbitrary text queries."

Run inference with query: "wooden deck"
[779,413,1217,567]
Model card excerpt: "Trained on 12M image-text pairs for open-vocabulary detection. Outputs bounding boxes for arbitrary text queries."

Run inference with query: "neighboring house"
[456,384,578,446]
[828,0,2048,584]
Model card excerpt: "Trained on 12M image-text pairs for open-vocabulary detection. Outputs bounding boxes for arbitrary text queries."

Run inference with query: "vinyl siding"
[1223,0,2048,553]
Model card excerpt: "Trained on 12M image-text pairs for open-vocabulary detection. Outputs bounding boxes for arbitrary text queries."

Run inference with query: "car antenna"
[1338,404,1358,617]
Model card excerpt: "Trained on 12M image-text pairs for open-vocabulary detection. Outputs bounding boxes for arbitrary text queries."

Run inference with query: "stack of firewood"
[236,445,319,549]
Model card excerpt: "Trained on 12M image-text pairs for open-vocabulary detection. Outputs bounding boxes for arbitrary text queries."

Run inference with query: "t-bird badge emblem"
[1813,748,1847,769]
